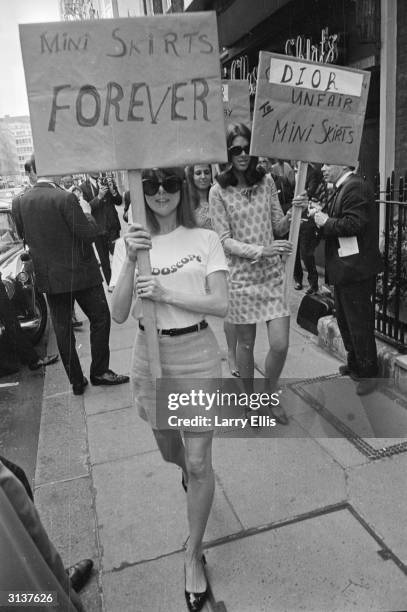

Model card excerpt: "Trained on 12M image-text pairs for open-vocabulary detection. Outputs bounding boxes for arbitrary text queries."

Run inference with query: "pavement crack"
[109,549,184,573]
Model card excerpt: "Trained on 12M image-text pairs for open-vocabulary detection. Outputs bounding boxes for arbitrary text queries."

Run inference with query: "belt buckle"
[168,328,177,337]
[157,328,164,337]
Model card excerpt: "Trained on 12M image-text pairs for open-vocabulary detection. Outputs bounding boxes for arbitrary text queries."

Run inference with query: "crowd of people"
[0,121,383,610]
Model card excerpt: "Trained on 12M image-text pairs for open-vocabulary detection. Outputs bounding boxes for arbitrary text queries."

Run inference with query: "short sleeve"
[110,237,126,288]
[205,230,229,276]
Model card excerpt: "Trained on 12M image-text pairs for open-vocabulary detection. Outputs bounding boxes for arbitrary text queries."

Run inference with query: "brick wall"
[396,0,407,176]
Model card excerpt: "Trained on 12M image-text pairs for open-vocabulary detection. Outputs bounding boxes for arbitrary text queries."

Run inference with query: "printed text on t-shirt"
[151,254,202,276]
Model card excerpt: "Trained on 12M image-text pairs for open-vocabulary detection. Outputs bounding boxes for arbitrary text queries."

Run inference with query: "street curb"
[34,321,104,612]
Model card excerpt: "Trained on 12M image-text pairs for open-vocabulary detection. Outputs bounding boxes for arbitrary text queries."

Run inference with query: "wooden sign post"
[251,51,371,300]
[20,13,227,378]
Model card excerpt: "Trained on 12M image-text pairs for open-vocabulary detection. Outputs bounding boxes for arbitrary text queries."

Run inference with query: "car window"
[0,211,21,252]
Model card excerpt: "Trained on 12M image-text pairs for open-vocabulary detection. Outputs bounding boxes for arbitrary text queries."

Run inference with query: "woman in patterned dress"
[209,123,293,424]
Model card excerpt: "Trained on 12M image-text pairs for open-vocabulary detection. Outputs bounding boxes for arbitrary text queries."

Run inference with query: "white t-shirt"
[110,226,228,329]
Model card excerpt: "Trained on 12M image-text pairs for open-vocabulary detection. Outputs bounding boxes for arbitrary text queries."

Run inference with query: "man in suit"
[309,164,383,396]
[12,155,129,395]
[294,163,327,294]
[80,172,122,285]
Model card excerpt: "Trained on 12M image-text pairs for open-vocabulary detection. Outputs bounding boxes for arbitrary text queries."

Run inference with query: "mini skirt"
[131,325,222,431]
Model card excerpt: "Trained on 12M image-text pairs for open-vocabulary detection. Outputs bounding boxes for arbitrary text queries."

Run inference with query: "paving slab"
[35,392,88,486]
[92,452,241,571]
[347,453,407,564]
[87,406,156,465]
[34,476,103,612]
[84,381,133,416]
[292,410,369,468]
[34,476,97,565]
[102,552,187,612]
[207,508,407,612]
[212,433,346,528]
[293,376,407,439]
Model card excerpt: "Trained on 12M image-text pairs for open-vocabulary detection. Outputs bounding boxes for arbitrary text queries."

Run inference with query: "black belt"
[138,320,208,337]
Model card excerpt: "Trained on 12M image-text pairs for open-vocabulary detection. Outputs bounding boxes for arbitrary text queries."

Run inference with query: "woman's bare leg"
[264,316,290,420]
[224,321,239,375]
[153,429,187,476]
[235,324,256,393]
[183,432,214,593]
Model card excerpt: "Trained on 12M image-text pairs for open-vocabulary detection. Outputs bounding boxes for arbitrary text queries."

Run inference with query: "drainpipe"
[379,0,397,234]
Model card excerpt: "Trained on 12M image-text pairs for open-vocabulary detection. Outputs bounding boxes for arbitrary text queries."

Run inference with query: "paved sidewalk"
[34,287,407,612]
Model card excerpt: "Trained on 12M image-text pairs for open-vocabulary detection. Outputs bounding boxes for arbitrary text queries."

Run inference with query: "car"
[0,198,47,344]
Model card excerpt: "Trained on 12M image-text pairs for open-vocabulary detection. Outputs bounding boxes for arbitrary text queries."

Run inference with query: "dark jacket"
[12,183,102,294]
[321,174,383,285]
[80,179,122,244]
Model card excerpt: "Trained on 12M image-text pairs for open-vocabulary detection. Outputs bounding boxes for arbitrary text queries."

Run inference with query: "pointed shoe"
[184,556,208,612]
[270,403,289,425]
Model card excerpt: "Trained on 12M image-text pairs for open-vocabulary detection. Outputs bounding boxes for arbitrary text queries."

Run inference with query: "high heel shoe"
[270,403,289,425]
[184,556,208,612]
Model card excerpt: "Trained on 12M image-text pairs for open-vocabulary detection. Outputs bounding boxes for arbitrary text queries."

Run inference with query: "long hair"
[185,164,212,210]
[141,167,196,234]
[216,123,265,189]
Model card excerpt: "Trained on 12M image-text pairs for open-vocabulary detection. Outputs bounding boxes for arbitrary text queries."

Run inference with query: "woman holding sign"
[209,123,293,425]
[111,167,228,611]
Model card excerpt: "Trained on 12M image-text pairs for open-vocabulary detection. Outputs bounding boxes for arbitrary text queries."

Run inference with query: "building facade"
[59,0,185,18]
[0,116,33,184]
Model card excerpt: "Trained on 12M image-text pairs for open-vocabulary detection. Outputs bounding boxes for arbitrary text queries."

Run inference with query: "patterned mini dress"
[209,174,290,324]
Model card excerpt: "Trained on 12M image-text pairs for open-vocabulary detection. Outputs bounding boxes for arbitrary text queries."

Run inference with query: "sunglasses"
[229,145,251,156]
[142,176,182,196]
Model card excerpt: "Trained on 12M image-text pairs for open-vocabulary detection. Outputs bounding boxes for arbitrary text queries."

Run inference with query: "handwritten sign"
[251,52,370,165]
[19,13,227,175]
[222,79,250,128]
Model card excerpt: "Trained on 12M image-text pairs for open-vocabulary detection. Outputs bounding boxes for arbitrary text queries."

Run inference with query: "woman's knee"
[267,319,289,354]
[236,328,256,352]
[270,336,289,355]
[186,452,212,481]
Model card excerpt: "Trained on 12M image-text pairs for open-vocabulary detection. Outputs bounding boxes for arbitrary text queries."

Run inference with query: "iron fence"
[375,171,407,352]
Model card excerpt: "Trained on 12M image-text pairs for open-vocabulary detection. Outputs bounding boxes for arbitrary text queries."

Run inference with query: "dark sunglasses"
[142,176,182,196]
[229,145,251,156]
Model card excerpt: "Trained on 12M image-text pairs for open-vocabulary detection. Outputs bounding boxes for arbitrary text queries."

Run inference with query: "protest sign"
[19,13,227,175]
[222,79,250,129]
[251,52,370,165]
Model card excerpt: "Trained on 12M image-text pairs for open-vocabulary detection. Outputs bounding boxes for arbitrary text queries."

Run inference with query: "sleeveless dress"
[209,174,290,324]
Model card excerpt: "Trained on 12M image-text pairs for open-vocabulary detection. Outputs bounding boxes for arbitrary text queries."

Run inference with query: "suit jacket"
[321,174,383,285]
[80,179,122,243]
[12,183,102,294]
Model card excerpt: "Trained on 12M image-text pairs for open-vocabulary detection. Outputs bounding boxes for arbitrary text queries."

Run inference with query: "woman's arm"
[209,185,264,260]
[111,256,137,323]
[111,226,151,323]
[136,270,228,318]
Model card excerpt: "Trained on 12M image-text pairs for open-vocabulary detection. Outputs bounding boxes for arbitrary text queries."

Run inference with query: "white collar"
[336,170,354,189]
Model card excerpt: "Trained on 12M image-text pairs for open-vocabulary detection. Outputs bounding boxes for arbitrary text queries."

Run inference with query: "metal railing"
[375,172,407,352]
